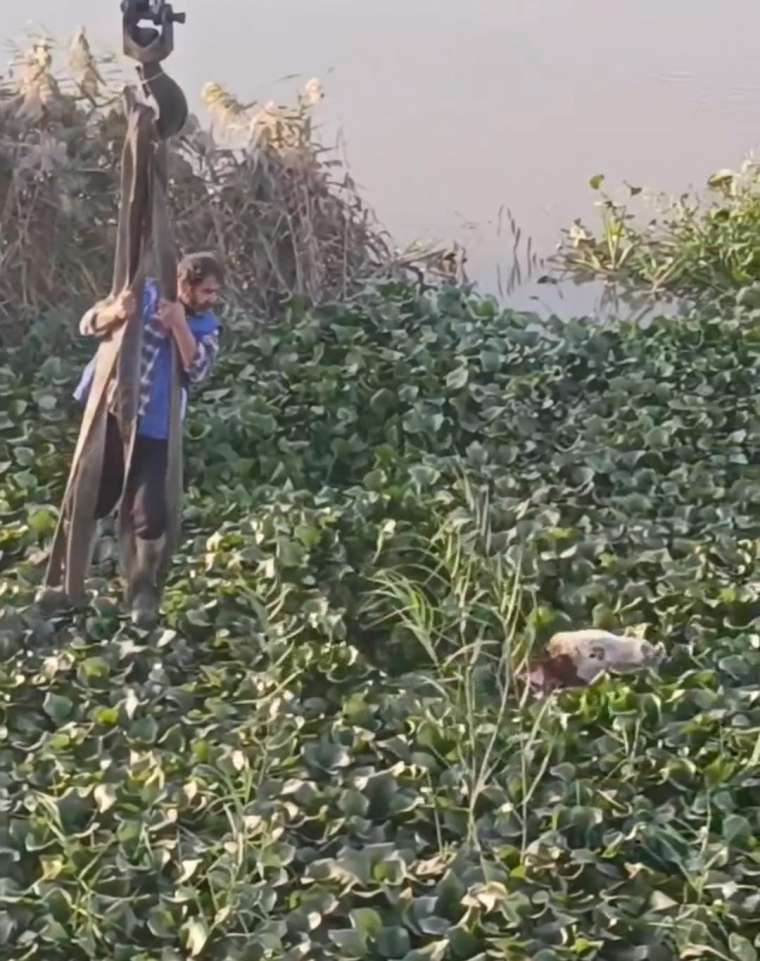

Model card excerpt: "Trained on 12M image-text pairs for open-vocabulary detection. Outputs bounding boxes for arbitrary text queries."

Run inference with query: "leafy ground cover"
[2,281,760,960]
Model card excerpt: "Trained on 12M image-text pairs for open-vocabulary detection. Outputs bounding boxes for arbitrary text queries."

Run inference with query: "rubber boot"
[36,520,100,614]
[129,535,165,629]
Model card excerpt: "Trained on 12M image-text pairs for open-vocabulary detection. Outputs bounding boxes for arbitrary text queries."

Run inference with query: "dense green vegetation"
[3,263,760,959]
[555,163,760,306]
[3,21,760,961]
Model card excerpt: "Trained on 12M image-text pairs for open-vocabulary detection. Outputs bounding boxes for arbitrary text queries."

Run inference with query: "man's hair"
[178,251,225,287]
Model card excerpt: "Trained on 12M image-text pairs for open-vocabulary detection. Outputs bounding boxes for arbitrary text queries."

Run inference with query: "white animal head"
[547,629,665,683]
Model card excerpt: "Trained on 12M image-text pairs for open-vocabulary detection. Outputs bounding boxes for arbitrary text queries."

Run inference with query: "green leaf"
[644,426,670,448]
[447,928,483,960]
[446,366,469,391]
[15,447,35,467]
[723,814,752,845]
[35,393,57,411]
[79,656,109,682]
[329,928,368,958]
[248,412,277,436]
[339,789,370,817]
[43,693,74,724]
[148,906,177,939]
[729,934,757,961]
[277,536,305,567]
[94,706,119,726]
[401,942,448,961]
[130,717,158,743]
[408,463,441,492]
[370,388,396,414]
[649,890,678,911]
[0,912,16,945]
[363,469,386,492]
[479,350,503,373]
[377,927,411,959]
[28,507,55,537]
[351,908,383,940]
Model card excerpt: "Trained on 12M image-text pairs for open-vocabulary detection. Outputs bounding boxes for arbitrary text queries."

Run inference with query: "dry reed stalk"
[0,34,461,345]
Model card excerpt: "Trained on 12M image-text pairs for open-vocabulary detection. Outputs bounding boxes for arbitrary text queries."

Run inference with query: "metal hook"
[120,0,188,139]
[121,0,186,64]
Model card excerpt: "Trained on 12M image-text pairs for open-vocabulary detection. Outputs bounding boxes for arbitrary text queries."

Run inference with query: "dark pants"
[95,414,168,540]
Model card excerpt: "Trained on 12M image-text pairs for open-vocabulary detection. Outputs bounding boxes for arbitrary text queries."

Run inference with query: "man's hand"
[156,298,198,372]
[96,290,137,330]
[80,289,135,336]
[155,298,185,335]
[109,289,136,325]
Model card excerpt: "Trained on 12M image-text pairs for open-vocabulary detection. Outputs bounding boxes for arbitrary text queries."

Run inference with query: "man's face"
[179,274,221,313]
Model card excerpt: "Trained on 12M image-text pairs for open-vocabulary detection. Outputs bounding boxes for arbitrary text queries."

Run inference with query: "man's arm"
[80,290,135,337]
[158,300,198,372]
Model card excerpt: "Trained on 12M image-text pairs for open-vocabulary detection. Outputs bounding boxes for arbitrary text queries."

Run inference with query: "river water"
[6,0,760,314]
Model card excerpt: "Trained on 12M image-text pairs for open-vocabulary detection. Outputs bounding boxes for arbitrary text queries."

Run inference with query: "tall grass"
[361,475,561,856]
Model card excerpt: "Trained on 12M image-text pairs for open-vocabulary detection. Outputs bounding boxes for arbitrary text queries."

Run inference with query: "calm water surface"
[6,0,760,313]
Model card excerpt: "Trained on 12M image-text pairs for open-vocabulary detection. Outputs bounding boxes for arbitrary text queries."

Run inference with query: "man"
[39,251,223,625]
